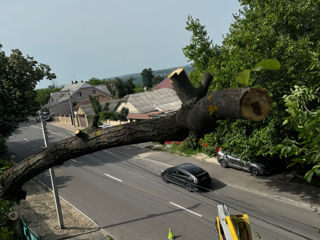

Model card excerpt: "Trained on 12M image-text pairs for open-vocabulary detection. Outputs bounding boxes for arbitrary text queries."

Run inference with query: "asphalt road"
[7,121,320,240]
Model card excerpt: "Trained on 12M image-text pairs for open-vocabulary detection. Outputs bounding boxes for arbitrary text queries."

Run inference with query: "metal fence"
[21,219,41,240]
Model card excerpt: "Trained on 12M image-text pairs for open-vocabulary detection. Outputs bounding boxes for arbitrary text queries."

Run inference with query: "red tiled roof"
[127,113,152,120]
[127,110,170,120]
[152,78,173,90]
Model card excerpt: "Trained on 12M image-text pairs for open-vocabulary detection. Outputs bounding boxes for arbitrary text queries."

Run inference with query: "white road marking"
[104,173,123,182]
[24,138,30,142]
[169,201,203,217]
[103,149,172,168]
[71,159,78,163]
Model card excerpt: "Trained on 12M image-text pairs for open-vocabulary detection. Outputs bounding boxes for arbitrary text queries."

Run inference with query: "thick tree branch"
[0,68,272,202]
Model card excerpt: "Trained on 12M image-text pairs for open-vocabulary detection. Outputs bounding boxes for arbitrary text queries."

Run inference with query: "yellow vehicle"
[215,204,253,240]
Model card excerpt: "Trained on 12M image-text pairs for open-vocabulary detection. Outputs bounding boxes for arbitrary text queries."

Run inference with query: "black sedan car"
[161,163,212,191]
[216,148,269,176]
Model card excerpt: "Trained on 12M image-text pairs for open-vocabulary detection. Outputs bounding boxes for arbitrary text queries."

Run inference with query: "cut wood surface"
[0,68,272,202]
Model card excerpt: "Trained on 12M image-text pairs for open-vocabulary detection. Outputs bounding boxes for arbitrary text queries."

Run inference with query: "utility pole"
[67,90,75,126]
[39,110,64,229]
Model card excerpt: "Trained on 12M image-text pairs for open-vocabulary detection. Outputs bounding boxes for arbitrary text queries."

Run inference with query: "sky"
[0,0,240,89]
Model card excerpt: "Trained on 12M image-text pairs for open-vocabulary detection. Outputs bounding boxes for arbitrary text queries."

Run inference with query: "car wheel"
[220,160,228,168]
[162,175,169,183]
[250,167,259,176]
[185,183,193,192]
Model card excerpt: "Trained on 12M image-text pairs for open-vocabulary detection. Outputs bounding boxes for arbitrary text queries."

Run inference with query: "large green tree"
[35,85,61,108]
[0,45,56,139]
[141,68,154,88]
[106,77,135,98]
[184,0,320,179]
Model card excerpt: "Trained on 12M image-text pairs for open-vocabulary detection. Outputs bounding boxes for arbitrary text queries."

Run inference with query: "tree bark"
[0,69,272,202]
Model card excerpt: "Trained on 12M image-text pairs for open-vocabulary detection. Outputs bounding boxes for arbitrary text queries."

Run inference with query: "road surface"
[7,121,320,240]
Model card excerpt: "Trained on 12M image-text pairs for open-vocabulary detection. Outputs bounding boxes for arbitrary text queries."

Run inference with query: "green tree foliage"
[0,44,55,231]
[106,77,135,99]
[0,45,56,138]
[87,77,106,86]
[274,86,320,182]
[184,0,320,177]
[35,85,61,108]
[183,16,217,71]
[141,68,154,88]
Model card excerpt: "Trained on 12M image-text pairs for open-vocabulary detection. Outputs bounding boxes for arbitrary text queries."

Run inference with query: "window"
[92,89,96,94]
[78,91,82,97]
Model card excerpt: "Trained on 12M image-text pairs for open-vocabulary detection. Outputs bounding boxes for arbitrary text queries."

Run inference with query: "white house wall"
[116,102,138,113]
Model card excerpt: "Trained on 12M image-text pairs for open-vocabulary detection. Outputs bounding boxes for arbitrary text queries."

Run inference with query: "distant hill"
[112,64,193,86]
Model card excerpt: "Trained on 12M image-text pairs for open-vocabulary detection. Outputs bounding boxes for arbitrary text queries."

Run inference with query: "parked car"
[36,112,51,122]
[216,148,270,176]
[98,124,112,128]
[161,163,212,191]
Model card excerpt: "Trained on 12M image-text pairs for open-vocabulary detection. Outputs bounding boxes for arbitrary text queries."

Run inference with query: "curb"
[226,182,320,213]
[34,178,116,240]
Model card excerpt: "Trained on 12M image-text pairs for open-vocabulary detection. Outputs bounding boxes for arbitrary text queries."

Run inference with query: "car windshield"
[178,163,205,176]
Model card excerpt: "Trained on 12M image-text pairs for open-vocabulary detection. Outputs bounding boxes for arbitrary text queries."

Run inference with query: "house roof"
[94,85,111,96]
[152,78,173,90]
[78,102,110,116]
[60,82,92,93]
[46,82,112,108]
[49,82,91,104]
[123,88,181,113]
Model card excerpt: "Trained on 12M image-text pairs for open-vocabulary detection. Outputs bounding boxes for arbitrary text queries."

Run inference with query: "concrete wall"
[52,115,87,128]
[104,120,130,126]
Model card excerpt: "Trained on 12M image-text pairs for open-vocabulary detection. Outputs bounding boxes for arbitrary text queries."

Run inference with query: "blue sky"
[0,0,240,89]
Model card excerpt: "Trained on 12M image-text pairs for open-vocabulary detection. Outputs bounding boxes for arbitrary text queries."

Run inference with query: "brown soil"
[13,179,106,240]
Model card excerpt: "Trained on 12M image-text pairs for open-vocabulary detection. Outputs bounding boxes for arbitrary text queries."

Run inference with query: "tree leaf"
[237,69,252,85]
[305,170,314,182]
[254,59,281,71]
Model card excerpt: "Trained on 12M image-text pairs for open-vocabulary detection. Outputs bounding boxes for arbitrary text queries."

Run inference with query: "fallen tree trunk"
[0,68,271,202]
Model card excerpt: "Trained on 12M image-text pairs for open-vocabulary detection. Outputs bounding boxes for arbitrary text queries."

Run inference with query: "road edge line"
[34,178,117,240]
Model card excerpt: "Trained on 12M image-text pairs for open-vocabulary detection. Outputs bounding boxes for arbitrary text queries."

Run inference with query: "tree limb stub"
[0,68,272,202]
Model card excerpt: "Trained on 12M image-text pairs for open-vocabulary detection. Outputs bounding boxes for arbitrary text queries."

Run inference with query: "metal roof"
[61,82,91,93]
[94,85,111,95]
[124,88,181,113]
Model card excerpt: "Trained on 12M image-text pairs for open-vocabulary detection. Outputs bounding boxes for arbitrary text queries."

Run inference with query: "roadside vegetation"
[183,0,320,183]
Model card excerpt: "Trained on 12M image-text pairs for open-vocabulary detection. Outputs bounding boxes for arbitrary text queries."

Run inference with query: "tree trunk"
[0,69,272,202]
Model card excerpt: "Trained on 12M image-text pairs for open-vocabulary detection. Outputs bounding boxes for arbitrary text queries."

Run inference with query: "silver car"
[216,149,270,176]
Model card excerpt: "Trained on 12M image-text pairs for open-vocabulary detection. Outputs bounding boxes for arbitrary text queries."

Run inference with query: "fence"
[51,115,88,128]
[51,115,129,128]
[21,219,41,240]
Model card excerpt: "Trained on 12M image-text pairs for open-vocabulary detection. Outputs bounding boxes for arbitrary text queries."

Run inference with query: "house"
[152,78,173,90]
[116,88,181,121]
[44,82,112,115]
[77,99,121,117]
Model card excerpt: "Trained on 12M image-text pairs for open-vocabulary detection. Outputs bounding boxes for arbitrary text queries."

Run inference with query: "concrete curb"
[226,182,320,213]
[34,178,116,240]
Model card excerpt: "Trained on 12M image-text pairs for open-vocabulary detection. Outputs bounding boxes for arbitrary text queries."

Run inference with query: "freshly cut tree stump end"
[168,68,184,79]
[241,88,272,121]
[75,129,88,140]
